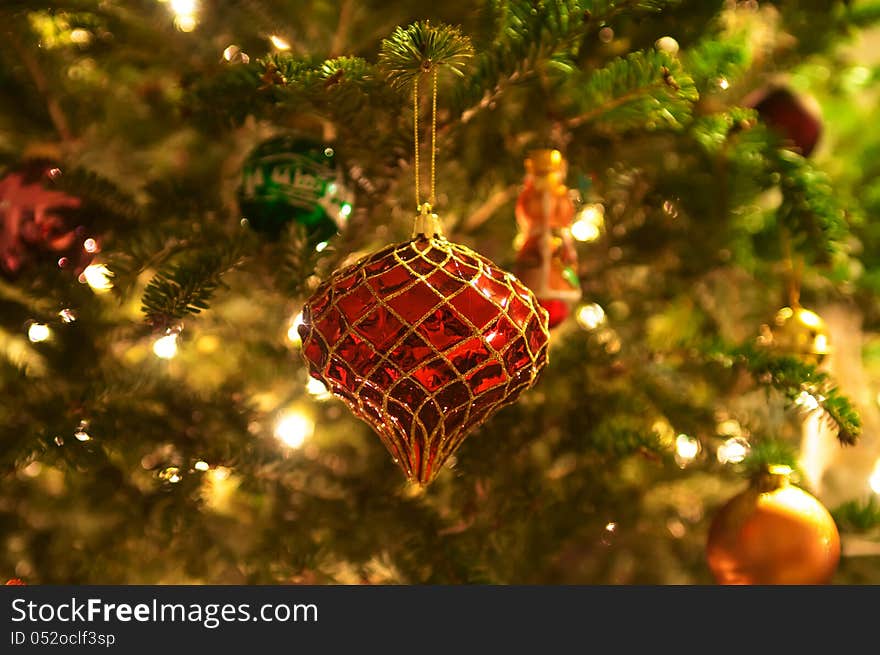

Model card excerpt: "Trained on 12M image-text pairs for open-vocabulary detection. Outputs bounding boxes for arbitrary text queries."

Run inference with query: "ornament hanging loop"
[780,225,803,308]
[412,68,440,223]
[413,201,443,239]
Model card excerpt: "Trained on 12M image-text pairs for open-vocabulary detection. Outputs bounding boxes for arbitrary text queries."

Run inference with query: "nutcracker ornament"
[513,149,582,328]
[237,135,354,245]
[706,465,840,585]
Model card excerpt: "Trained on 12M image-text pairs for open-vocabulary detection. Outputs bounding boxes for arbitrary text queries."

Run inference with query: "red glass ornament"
[512,149,581,325]
[299,234,550,485]
[5,578,25,585]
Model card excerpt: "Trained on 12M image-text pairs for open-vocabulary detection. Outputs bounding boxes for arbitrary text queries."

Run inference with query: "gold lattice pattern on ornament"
[299,236,550,484]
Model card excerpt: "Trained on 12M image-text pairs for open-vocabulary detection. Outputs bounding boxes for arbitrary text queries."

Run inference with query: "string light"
[153,332,179,359]
[674,434,700,467]
[315,241,329,253]
[194,460,210,472]
[655,36,679,54]
[571,204,604,242]
[306,377,332,400]
[27,323,51,343]
[81,263,114,293]
[287,311,305,345]
[717,436,750,464]
[83,238,98,254]
[274,410,314,449]
[58,309,77,323]
[222,45,249,64]
[70,29,91,45]
[74,420,91,442]
[168,0,198,32]
[576,303,606,330]
[794,390,822,412]
[159,466,181,483]
[269,35,291,50]
[870,459,880,495]
[718,77,730,90]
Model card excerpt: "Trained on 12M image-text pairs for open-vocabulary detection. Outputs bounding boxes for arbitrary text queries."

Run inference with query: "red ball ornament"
[5,578,25,585]
[752,86,822,157]
[0,162,92,279]
[299,211,550,485]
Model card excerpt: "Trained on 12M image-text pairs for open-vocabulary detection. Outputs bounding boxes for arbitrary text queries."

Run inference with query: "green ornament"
[237,136,353,243]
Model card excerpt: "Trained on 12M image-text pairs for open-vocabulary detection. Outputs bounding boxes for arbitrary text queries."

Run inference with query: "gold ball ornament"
[757,305,830,365]
[706,465,840,585]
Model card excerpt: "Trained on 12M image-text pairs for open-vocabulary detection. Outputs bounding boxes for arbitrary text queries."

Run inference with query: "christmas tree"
[3,0,880,585]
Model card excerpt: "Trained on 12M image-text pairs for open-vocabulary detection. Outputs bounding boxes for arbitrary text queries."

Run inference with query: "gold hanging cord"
[412,69,441,236]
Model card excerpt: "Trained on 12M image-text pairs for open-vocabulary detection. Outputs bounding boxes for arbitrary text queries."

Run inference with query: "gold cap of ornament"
[753,464,793,493]
[525,149,566,176]
[756,305,831,364]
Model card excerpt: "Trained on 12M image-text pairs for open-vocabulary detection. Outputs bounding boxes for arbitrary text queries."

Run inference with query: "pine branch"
[272,223,327,300]
[450,0,589,122]
[141,246,246,330]
[683,34,749,92]
[566,50,698,130]
[740,439,800,477]
[378,21,474,89]
[726,343,861,446]
[833,497,880,532]
[771,149,849,266]
[50,166,142,233]
[847,1,880,27]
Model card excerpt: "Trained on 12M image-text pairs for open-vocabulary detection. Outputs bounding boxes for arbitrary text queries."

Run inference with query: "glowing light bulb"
[27,323,51,343]
[287,312,305,344]
[175,14,196,31]
[605,522,617,532]
[571,204,604,242]
[576,303,606,330]
[160,466,181,483]
[222,45,249,63]
[58,308,76,323]
[306,377,332,400]
[270,35,291,50]
[675,434,700,467]
[153,333,179,359]
[81,263,114,292]
[340,202,353,218]
[275,410,313,449]
[718,77,730,90]
[870,459,880,495]
[83,237,98,253]
[169,0,198,31]
[717,436,750,464]
[655,36,679,54]
[70,29,91,44]
[794,390,821,412]
[315,241,329,253]
[194,460,209,472]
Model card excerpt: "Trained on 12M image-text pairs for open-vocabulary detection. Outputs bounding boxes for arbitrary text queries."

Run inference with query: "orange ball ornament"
[706,465,840,585]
